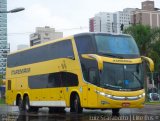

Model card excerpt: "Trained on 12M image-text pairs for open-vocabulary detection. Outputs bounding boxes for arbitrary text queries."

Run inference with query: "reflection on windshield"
[100,63,144,91]
[95,34,140,57]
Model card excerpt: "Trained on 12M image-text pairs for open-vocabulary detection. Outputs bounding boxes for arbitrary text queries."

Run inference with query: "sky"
[7,0,160,52]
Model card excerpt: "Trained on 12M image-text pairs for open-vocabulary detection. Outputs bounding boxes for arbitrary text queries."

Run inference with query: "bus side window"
[89,68,98,85]
[75,36,95,54]
[8,80,11,90]
[48,74,55,88]
[48,73,61,88]
[61,72,79,87]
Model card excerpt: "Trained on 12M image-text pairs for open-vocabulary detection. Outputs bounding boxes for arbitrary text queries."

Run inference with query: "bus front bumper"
[97,91,145,109]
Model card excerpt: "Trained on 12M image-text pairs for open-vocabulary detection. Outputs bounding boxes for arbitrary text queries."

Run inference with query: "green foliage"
[0,74,3,86]
[124,24,160,71]
[0,98,5,104]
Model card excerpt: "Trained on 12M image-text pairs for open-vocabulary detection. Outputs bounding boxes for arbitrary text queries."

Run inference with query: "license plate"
[122,102,130,107]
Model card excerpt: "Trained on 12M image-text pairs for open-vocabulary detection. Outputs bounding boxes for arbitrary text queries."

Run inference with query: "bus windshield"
[95,35,140,58]
[100,63,144,91]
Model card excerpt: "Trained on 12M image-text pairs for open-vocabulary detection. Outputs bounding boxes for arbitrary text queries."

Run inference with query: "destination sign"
[11,68,30,75]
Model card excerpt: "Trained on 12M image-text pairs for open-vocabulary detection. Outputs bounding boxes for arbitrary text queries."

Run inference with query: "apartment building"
[89,1,160,33]
[30,26,63,46]
[89,9,135,33]
[89,12,114,33]
[131,1,160,28]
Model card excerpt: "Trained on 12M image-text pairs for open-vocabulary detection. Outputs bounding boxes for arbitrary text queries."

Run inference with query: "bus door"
[87,68,99,107]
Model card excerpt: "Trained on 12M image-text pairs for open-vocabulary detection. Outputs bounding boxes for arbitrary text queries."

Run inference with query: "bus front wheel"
[70,94,83,113]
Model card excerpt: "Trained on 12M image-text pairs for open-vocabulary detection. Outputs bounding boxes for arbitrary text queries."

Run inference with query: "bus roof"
[74,32,131,38]
[9,32,131,55]
[9,35,74,55]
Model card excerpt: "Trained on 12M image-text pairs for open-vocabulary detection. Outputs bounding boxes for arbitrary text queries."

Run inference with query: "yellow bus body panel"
[5,35,145,109]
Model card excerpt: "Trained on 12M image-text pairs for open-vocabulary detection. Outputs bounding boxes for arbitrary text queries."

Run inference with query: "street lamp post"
[0,7,25,13]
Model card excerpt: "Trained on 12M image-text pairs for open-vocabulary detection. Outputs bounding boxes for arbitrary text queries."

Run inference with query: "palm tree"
[124,24,160,71]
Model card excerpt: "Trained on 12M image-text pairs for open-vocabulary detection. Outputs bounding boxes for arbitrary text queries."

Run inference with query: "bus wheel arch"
[70,91,83,113]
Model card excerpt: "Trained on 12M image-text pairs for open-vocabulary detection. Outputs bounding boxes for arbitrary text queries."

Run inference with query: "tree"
[0,74,3,86]
[124,24,160,71]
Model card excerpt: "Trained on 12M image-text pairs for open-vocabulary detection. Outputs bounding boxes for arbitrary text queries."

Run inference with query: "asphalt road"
[0,105,160,121]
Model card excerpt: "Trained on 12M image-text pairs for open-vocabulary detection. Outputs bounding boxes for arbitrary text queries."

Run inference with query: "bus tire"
[23,96,31,112]
[71,94,83,113]
[112,108,120,116]
[17,96,24,113]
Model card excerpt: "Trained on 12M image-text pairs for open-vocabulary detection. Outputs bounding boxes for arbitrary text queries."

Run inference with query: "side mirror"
[141,56,154,72]
[81,54,103,71]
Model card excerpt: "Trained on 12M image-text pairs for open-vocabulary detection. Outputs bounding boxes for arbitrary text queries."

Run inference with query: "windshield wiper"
[131,72,143,85]
[100,53,124,59]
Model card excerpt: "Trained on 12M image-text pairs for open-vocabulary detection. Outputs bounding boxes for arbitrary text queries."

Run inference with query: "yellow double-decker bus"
[6,33,154,115]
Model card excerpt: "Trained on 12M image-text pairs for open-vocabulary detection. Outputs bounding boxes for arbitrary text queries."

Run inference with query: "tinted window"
[47,73,61,88]
[89,68,99,85]
[28,74,49,89]
[28,72,78,89]
[75,36,95,54]
[61,72,78,87]
[100,63,143,91]
[95,35,139,55]
[7,40,74,67]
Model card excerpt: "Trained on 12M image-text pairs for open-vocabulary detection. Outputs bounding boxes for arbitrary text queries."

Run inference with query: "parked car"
[148,93,160,101]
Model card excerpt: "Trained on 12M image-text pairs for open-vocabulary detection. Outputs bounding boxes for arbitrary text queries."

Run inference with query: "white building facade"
[30,26,63,46]
[114,8,136,33]
[89,8,135,34]
[92,12,114,33]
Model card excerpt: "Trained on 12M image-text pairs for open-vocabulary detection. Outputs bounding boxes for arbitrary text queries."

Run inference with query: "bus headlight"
[105,94,112,98]
[99,92,105,96]
[138,93,145,98]
[142,93,145,96]
[96,90,145,100]
[97,91,112,98]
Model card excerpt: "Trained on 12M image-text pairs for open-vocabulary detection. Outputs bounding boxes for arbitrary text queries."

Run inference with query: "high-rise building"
[114,8,136,33]
[89,9,135,33]
[131,1,160,28]
[89,1,160,33]
[30,26,63,46]
[89,12,114,33]
[0,0,10,79]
